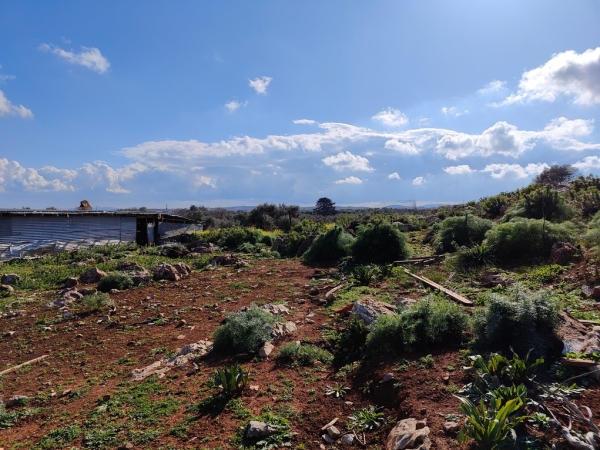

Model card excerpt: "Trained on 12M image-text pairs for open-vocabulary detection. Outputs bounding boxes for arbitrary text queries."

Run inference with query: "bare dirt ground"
[1,257,599,449]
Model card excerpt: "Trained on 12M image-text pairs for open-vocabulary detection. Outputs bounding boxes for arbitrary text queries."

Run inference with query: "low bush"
[472,284,560,358]
[434,215,494,254]
[453,244,495,272]
[583,211,600,256]
[212,305,277,354]
[97,272,134,293]
[303,226,354,262]
[366,295,470,354]
[351,220,411,263]
[485,218,575,260]
[277,342,334,366]
[82,293,114,312]
[204,227,273,250]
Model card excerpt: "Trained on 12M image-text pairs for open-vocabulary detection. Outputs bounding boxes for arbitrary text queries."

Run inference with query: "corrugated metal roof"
[0,210,200,224]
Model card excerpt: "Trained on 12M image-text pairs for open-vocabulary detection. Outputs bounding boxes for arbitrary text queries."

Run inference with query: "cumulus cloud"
[412,176,425,185]
[40,43,110,74]
[0,90,33,118]
[384,140,420,154]
[499,47,600,105]
[387,172,401,180]
[444,165,474,175]
[0,159,148,194]
[322,151,374,172]
[372,107,408,128]
[477,80,506,95]
[293,119,316,125]
[481,163,549,179]
[248,76,273,94]
[334,176,362,184]
[225,99,248,112]
[573,156,600,172]
[441,106,469,117]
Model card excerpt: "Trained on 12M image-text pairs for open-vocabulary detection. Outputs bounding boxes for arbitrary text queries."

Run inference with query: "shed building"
[0,210,200,260]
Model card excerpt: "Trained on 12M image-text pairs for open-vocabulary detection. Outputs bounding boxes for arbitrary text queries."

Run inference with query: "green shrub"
[96,272,134,293]
[351,220,411,263]
[303,226,354,262]
[472,284,560,358]
[204,227,272,250]
[212,305,277,354]
[434,215,494,254]
[583,211,600,255]
[82,293,114,312]
[352,264,379,286]
[480,193,511,219]
[485,218,575,260]
[277,342,333,366]
[366,295,470,354]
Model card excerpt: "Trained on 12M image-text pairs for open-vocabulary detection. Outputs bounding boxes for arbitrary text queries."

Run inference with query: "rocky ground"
[0,253,599,449]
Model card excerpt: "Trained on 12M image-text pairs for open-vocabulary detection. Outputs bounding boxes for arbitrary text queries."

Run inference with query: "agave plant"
[324,383,350,398]
[213,362,249,397]
[456,394,526,450]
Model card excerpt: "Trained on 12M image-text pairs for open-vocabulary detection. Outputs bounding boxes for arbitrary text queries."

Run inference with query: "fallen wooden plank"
[403,269,473,306]
[321,417,339,431]
[0,355,49,376]
[325,282,346,301]
[393,255,443,266]
[559,357,598,368]
[578,319,600,326]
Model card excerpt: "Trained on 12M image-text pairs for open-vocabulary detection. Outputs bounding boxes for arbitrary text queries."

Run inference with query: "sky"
[1,1,600,209]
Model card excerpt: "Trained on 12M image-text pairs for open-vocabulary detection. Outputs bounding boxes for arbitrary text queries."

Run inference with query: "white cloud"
[225,99,248,112]
[248,76,273,94]
[573,156,600,172]
[0,90,33,119]
[481,163,549,179]
[322,151,374,172]
[499,47,600,105]
[412,176,425,185]
[293,119,316,125]
[444,165,474,175]
[334,176,362,184]
[441,106,469,117]
[477,80,506,95]
[0,65,15,84]
[40,43,110,74]
[384,140,420,155]
[0,159,149,194]
[372,107,408,127]
[387,172,401,180]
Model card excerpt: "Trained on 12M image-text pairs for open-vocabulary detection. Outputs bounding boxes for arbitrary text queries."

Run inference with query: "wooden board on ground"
[559,357,598,368]
[403,269,473,306]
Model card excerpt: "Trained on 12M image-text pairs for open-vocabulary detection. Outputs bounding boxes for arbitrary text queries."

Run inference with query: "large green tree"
[314,197,336,216]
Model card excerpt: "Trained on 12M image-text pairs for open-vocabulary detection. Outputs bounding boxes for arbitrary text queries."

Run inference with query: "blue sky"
[1,1,600,209]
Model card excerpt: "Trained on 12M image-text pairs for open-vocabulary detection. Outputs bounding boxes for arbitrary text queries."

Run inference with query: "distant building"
[0,210,201,260]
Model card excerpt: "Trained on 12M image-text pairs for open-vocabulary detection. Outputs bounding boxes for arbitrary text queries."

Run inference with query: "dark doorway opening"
[135,218,149,246]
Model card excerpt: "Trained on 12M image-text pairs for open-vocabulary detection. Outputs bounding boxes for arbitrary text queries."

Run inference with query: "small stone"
[420,408,427,415]
[320,445,326,450]
[309,287,320,296]
[101,394,111,402]
[305,318,315,324]
[42,326,52,332]
[1,274,19,285]
[327,425,342,439]
[60,389,72,398]
[109,289,120,294]
[3,331,15,337]
[96,404,108,412]
[249,385,260,391]
[443,421,460,434]
[0,285,14,293]
[65,277,79,288]
[341,434,354,445]
[176,334,186,340]
[6,395,28,408]
[296,299,306,304]
[382,373,394,383]
[322,434,335,444]
[259,341,274,358]
[345,401,353,405]
[246,420,275,439]
[176,319,187,328]
[442,376,450,384]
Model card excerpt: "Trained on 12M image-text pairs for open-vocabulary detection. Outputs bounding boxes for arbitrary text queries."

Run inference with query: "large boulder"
[79,268,107,284]
[352,297,397,324]
[550,242,580,266]
[152,262,191,282]
[387,418,431,450]
[1,274,19,285]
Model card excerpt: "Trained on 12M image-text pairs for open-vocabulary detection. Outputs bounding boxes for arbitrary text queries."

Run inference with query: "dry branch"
[0,354,49,376]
